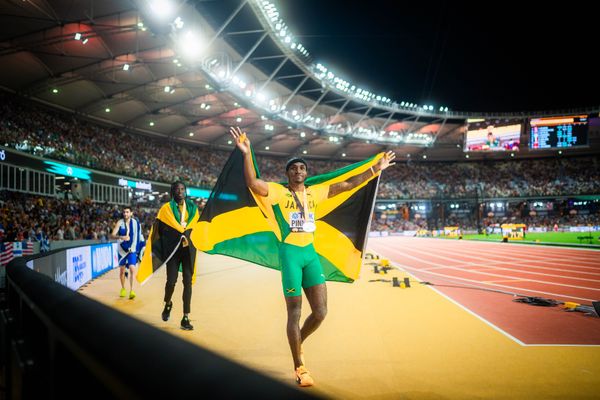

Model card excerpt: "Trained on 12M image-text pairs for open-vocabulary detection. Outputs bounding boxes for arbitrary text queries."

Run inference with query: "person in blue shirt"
[111,206,145,299]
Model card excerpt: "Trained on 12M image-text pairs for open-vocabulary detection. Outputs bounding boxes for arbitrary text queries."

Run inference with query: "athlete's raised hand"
[378,150,396,171]
[229,126,250,155]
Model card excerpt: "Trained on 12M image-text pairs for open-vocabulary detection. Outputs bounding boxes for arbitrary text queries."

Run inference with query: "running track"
[369,237,600,345]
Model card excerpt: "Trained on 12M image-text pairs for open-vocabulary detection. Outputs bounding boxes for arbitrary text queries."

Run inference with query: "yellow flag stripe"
[137,225,154,285]
[191,206,273,252]
[314,221,363,281]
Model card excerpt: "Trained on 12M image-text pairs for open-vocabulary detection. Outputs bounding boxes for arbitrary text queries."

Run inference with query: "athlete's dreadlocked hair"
[170,181,186,199]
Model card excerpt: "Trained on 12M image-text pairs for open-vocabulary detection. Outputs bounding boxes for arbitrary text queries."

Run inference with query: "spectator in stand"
[1,91,599,204]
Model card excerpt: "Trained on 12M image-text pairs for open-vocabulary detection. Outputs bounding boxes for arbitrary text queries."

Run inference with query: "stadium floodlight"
[173,17,184,29]
[179,30,205,60]
[150,0,176,20]
[74,32,82,40]
[123,63,130,71]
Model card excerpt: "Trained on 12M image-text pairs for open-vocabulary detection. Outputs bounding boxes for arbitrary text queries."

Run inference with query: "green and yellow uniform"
[263,182,329,296]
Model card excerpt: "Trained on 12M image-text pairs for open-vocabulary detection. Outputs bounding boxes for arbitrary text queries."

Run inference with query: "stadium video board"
[529,115,589,149]
[464,119,521,152]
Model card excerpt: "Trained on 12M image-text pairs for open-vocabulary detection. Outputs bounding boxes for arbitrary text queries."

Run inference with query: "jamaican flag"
[137,199,200,285]
[190,149,382,282]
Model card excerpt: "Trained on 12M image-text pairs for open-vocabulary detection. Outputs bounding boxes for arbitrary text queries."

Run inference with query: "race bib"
[289,212,315,233]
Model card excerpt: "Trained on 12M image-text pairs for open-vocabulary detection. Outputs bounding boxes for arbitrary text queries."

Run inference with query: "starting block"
[365,253,380,260]
[372,258,393,274]
[392,277,411,288]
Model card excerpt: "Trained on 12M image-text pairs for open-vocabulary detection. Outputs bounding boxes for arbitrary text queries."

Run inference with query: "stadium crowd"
[1,191,599,246]
[0,191,158,244]
[377,157,600,199]
[1,92,600,241]
[2,92,599,202]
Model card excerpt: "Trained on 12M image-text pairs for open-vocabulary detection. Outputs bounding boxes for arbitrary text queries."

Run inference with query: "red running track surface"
[369,237,600,345]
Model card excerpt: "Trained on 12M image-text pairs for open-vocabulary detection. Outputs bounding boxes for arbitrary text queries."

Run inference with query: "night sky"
[277,1,599,113]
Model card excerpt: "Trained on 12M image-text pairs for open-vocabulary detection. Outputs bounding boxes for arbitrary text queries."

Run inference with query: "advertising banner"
[91,243,115,278]
[66,247,92,290]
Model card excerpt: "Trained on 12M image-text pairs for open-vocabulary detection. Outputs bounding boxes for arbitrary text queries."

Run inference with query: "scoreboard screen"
[529,115,589,149]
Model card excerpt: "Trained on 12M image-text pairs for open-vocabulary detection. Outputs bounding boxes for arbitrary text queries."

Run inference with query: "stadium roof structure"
[0,0,598,162]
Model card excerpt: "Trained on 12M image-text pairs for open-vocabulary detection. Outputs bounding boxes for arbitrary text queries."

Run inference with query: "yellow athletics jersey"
[265,182,329,247]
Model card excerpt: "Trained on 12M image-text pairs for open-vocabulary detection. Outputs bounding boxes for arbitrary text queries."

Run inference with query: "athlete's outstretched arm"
[327,150,396,198]
[230,126,269,196]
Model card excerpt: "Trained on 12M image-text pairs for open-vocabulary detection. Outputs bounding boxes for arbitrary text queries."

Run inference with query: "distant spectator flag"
[1,241,34,265]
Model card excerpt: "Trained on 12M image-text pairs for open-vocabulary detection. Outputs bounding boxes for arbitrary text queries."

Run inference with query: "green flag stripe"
[272,204,291,242]
[318,255,353,283]
[170,199,198,224]
[305,155,376,186]
[205,231,280,270]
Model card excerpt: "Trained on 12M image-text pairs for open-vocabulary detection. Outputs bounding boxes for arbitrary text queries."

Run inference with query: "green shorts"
[280,242,325,297]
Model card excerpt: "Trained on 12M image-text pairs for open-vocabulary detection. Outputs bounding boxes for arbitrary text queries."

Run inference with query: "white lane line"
[375,243,599,302]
